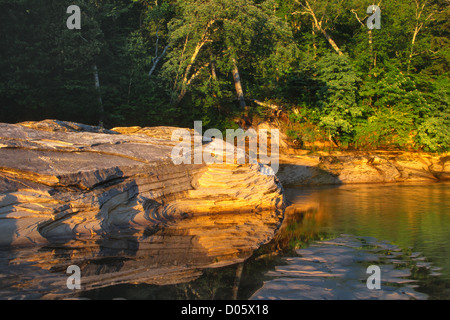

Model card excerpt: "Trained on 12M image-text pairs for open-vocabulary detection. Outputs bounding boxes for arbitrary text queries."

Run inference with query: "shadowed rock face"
[0,120,284,299]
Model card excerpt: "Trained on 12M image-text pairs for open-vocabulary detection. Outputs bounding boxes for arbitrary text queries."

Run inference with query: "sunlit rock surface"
[251,234,437,300]
[0,120,284,299]
[278,151,450,185]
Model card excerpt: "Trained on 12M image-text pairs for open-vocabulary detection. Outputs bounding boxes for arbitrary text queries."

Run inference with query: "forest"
[0,0,448,152]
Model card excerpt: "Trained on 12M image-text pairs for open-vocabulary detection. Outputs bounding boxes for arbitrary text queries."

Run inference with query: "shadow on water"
[0,175,208,298]
[78,181,450,300]
[74,174,343,300]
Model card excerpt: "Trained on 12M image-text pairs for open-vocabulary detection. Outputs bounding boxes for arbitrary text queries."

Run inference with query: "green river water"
[80,181,450,300]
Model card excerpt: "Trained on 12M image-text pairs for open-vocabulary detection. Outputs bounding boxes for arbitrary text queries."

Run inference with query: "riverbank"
[277,150,449,186]
[252,121,449,186]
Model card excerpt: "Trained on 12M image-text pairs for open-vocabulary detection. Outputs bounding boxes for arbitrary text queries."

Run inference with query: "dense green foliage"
[0,0,448,151]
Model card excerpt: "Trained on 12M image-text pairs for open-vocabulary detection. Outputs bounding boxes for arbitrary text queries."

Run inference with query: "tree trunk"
[407,25,421,72]
[211,61,217,80]
[231,263,244,300]
[93,64,104,126]
[407,0,432,73]
[312,21,317,59]
[304,0,343,56]
[175,20,215,104]
[232,59,246,109]
[178,41,204,101]
[149,44,169,78]
[351,8,376,69]
[369,29,375,68]
[320,28,343,56]
[176,64,207,104]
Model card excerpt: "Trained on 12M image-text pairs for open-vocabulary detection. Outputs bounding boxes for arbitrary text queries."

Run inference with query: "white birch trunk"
[232,59,246,109]
[93,64,104,126]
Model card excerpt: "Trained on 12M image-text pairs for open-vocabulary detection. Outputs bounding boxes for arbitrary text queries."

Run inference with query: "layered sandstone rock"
[277,151,449,186]
[0,120,284,298]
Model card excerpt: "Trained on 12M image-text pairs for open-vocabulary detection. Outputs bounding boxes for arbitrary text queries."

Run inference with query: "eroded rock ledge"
[277,151,449,186]
[0,120,284,298]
